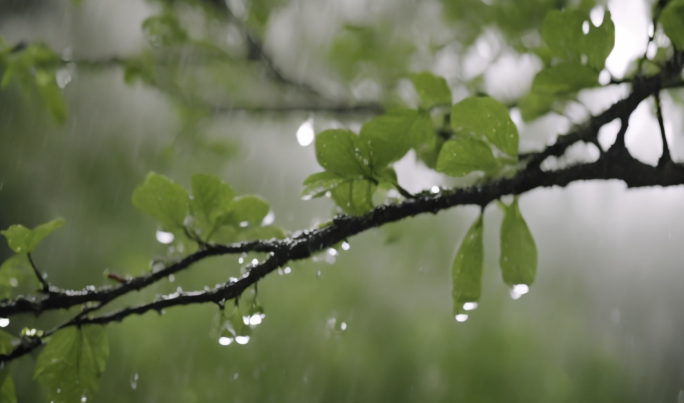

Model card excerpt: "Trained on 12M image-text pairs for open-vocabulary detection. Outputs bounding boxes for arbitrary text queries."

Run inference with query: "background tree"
[1,0,684,401]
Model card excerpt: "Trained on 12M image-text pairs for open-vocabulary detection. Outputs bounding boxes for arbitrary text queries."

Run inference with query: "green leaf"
[34,325,109,403]
[450,97,519,157]
[330,179,376,216]
[661,0,684,51]
[541,10,586,63]
[408,72,452,109]
[452,214,484,314]
[132,172,189,231]
[359,109,433,168]
[1,218,65,254]
[35,70,66,124]
[0,254,39,298]
[190,174,235,227]
[436,137,499,177]
[314,129,371,177]
[518,92,558,122]
[0,330,16,403]
[142,11,188,46]
[302,172,350,199]
[499,199,537,286]
[531,63,599,95]
[582,11,615,70]
[219,196,269,227]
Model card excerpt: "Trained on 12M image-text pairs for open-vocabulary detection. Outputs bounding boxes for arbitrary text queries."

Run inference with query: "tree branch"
[26,253,50,294]
[654,92,671,167]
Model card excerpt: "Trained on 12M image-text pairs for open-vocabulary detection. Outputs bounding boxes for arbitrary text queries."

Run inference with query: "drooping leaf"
[436,137,499,177]
[450,97,519,157]
[531,63,599,95]
[452,214,484,314]
[0,372,16,403]
[408,72,452,109]
[218,196,269,227]
[660,0,684,51]
[541,9,615,70]
[302,172,350,199]
[541,9,586,63]
[190,173,235,228]
[330,179,376,215]
[0,330,16,403]
[132,172,189,230]
[314,129,371,177]
[1,218,65,254]
[518,92,558,122]
[499,199,537,286]
[0,254,39,298]
[34,70,66,124]
[582,11,615,70]
[359,109,433,168]
[34,325,109,403]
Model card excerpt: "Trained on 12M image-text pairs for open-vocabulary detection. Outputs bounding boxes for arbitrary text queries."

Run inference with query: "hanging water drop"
[296,118,315,146]
[219,337,233,346]
[130,373,138,390]
[455,314,468,322]
[235,336,250,345]
[155,230,174,244]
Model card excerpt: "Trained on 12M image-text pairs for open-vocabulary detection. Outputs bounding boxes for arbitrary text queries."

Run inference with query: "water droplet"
[233,373,239,380]
[341,242,350,251]
[340,322,347,331]
[55,68,71,89]
[249,314,264,326]
[251,259,259,265]
[155,230,174,244]
[81,396,87,403]
[261,210,275,226]
[168,275,175,283]
[513,284,529,295]
[238,257,244,264]
[430,186,440,194]
[8,278,17,287]
[240,221,249,228]
[455,314,468,322]
[219,337,233,346]
[316,271,321,278]
[130,373,138,390]
[235,336,250,345]
[0,318,8,328]
[463,302,478,311]
[327,248,338,256]
[284,267,291,274]
[56,388,60,393]
[296,118,315,146]
[278,268,283,275]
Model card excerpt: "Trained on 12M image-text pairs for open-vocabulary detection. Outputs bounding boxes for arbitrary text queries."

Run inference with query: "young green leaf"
[34,325,109,403]
[450,97,518,157]
[499,199,537,287]
[35,70,66,124]
[1,218,65,254]
[0,254,39,298]
[132,172,189,230]
[541,10,586,63]
[330,179,376,216]
[0,370,15,403]
[219,195,270,227]
[452,214,484,314]
[0,330,16,403]
[436,137,499,177]
[408,72,452,109]
[315,129,371,177]
[660,0,684,51]
[359,109,433,168]
[302,171,350,199]
[582,11,615,70]
[531,63,599,95]
[190,173,235,226]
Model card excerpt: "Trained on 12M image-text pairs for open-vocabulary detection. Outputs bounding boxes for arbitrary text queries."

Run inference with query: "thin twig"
[26,253,50,294]
[654,91,671,167]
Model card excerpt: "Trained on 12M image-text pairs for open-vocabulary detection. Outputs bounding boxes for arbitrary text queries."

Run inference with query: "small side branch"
[654,92,672,167]
[27,254,50,294]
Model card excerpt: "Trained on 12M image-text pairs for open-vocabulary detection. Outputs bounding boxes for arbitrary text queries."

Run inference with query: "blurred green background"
[2,0,684,401]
